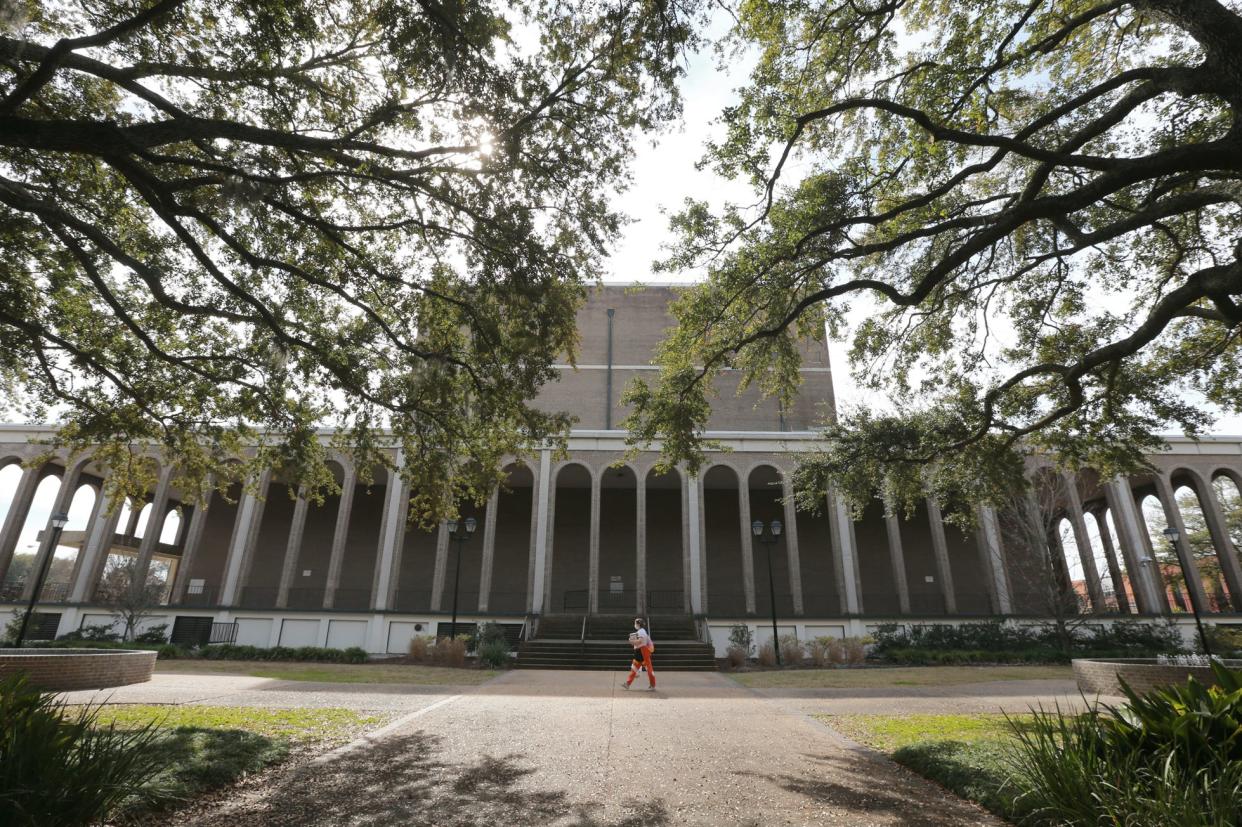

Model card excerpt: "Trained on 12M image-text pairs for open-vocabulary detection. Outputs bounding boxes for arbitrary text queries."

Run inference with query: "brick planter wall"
[1073,658,1242,696]
[0,649,157,691]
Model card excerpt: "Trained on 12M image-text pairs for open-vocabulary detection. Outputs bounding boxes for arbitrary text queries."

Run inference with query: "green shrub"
[0,674,165,826]
[728,625,753,657]
[477,638,510,668]
[58,623,120,643]
[133,624,169,644]
[42,639,189,659]
[870,620,1183,664]
[778,634,805,665]
[198,645,365,663]
[1005,662,1242,825]
[807,637,833,667]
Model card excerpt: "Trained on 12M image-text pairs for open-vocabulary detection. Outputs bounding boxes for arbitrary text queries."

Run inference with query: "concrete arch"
[703,464,747,616]
[1167,470,1236,612]
[547,462,594,612]
[597,464,637,613]
[644,465,685,613]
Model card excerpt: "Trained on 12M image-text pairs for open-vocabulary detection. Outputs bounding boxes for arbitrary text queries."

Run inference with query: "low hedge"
[41,639,188,659]
[879,646,1181,666]
[197,645,368,663]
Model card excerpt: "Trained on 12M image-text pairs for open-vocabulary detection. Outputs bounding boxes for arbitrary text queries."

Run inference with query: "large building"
[1,286,1241,652]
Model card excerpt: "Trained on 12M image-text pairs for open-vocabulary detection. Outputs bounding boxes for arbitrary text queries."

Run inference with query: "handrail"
[579,614,587,647]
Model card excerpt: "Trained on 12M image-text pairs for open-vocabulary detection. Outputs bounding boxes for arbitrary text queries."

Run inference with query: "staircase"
[515,614,717,671]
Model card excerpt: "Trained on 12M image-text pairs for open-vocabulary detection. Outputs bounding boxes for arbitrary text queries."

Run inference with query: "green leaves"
[628,0,1242,509]
[0,0,706,523]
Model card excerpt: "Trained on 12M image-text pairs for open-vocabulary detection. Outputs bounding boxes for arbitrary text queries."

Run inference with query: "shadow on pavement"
[734,753,996,826]
[181,731,670,827]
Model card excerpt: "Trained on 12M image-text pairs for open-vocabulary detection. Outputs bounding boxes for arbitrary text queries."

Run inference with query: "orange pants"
[627,645,655,687]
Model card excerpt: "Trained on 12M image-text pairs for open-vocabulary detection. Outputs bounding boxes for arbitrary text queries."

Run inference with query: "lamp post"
[1162,526,1212,657]
[14,511,70,648]
[752,519,783,666]
[446,516,477,640]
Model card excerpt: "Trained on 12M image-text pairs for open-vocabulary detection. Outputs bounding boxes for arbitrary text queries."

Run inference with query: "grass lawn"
[821,713,1028,820]
[88,704,384,820]
[729,663,1072,689]
[156,659,499,685]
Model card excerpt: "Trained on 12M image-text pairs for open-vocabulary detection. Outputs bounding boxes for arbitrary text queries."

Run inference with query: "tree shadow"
[178,731,670,826]
[733,752,997,826]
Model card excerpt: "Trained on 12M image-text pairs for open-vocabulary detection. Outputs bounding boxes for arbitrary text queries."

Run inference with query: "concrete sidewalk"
[174,670,1003,826]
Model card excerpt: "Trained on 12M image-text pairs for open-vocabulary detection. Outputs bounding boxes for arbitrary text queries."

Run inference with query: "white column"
[382,482,412,610]
[275,487,310,608]
[0,465,41,585]
[588,467,601,614]
[429,521,450,612]
[1154,473,1210,614]
[65,480,108,596]
[1196,471,1242,611]
[23,459,88,601]
[687,471,704,615]
[372,453,407,612]
[323,464,357,608]
[976,505,1013,614]
[219,469,270,607]
[130,464,175,597]
[171,482,212,603]
[533,451,554,613]
[70,489,122,603]
[1062,472,1106,612]
[780,477,804,616]
[477,486,499,612]
[884,506,911,614]
[525,459,544,613]
[738,476,756,614]
[1092,509,1132,613]
[830,490,861,614]
[925,498,957,613]
[1104,476,1165,613]
[636,472,647,615]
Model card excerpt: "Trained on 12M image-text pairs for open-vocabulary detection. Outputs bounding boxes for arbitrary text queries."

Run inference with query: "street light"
[446,516,477,641]
[14,511,70,648]
[752,518,783,666]
[1163,526,1212,657]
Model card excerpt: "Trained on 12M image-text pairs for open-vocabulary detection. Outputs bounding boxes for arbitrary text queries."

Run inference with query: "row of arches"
[1047,468,1242,617]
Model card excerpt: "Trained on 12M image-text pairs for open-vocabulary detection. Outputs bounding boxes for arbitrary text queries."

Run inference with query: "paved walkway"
[159,670,1006,827]
[62,672,455,714]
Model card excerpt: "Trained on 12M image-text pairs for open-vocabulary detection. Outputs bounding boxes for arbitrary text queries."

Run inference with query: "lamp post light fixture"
[751,518,783,666]
[13,511,70,648]
[446,516,478,641]
[1163,526,1212,657]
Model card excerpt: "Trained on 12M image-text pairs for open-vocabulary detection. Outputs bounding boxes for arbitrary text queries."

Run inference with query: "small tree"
[93,558,165,642]
[997,472,1107,655]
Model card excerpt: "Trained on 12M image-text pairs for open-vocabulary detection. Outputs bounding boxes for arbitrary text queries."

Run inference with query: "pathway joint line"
[311,695,461,766]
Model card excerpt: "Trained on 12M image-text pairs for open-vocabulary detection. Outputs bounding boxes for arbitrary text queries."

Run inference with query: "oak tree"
[0,0,698,519]
[625,0,1242,517]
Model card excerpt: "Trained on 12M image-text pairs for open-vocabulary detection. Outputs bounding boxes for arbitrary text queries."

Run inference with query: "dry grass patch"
[156,659,499,685]
[729,664,1072,689]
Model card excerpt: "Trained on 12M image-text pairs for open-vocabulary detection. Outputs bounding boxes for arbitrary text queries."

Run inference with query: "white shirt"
[631,628,652,650]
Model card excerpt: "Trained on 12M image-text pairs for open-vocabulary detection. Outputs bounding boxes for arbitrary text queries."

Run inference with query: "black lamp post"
[14,511,70,648]
[1162,526,1212,657]
[752,518,783,666]
[446,516,477,640]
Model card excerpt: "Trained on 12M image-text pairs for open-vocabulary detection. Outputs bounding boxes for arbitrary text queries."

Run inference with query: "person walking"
[624,616,656,690]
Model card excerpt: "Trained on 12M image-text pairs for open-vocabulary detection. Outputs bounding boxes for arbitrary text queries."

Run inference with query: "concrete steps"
[517,615,715,671]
